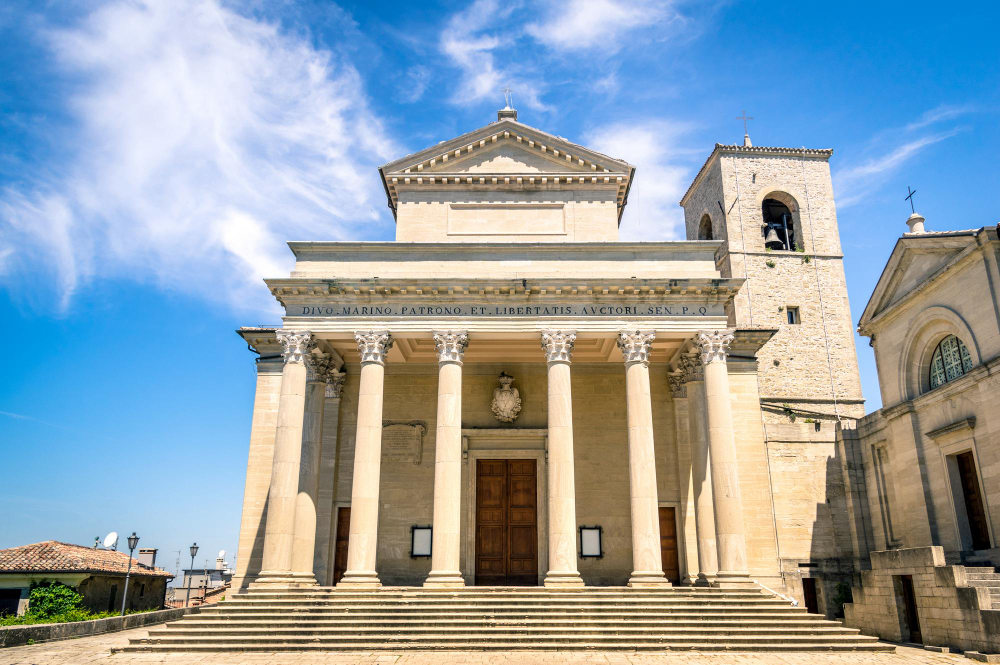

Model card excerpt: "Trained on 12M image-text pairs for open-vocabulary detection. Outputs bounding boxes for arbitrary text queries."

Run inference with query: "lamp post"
[120,532,139,616]
[185,543,198,608]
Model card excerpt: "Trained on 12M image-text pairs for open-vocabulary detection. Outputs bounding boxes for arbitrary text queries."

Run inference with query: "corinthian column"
[682,353,718,586]
[257,330,315,585]
[316,369,345,585]
[424,331,469,588]
[337,331,393,589]
[698,330,752,587]
[541,331,584,587]
[289,354,330,584]
[618,331,670,587]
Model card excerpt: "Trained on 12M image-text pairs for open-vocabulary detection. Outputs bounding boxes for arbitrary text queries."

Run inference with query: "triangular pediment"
[426,141,593,174]
[382,118,632,177]
[859,233,979,331]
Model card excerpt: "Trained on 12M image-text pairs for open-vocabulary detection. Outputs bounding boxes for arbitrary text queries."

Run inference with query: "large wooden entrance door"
[956,452,991,550]
[475,459,538,585]
[659,506,681,584]
[332,507,350,585]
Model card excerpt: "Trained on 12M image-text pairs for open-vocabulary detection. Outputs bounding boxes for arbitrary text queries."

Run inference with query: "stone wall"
[76,575,168,615]
[844,546,1000,653]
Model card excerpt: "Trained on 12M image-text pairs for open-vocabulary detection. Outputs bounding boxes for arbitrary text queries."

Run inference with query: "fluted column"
[541,331,584,587]
[618,331,670,587]
[682,353,718,585]
[337,331,393,589]
[289,354,330,584]
[257,330,315,585]
[698,330,752,587]
[425,331,469,588]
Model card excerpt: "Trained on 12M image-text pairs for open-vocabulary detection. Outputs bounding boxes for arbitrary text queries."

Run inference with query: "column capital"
[668,372,687,398]
[276,330,316,365]
[617,331,655,366]
[305,353,330,383]
[354,331,394,366]
[325,369,346,399]
[679,352,704,382]
[432,331,469,365]
[541,331,576,364]
[697,330,735,365]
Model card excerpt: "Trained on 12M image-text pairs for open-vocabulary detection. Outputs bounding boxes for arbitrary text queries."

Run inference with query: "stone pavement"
[0,627,974,665]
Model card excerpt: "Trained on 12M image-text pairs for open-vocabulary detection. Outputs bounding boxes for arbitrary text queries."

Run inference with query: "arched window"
[929,335,973,390]
[762,198,795,250]
[698,215,713,240]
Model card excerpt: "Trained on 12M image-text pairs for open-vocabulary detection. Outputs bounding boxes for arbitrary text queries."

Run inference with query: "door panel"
[476,459,538,585]
[956,452,991,550]
[658,506,681,585]
[333,507,350,585]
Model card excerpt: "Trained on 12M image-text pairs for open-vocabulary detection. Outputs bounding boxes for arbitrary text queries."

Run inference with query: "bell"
[764,227,782,249]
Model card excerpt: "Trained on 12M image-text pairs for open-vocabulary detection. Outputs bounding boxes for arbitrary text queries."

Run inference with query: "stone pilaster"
[541,331,584,587]
[619,331,670,587]
[698,330,752,587]
[338,331,393,589]
[425,332,469,588]
[256,330,315,586]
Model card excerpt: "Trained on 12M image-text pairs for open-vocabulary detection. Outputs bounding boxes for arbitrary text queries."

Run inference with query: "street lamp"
[120,532,139,616]
[185,543,198,608]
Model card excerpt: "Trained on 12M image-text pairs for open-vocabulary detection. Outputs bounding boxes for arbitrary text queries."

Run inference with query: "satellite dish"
[103,532,119,550]
[217,550,226,560]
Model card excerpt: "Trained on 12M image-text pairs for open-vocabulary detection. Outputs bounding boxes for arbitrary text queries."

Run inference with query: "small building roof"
[0,541,173,579]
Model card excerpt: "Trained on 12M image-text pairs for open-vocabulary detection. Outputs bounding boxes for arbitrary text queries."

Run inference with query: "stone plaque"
[382,421,426,465]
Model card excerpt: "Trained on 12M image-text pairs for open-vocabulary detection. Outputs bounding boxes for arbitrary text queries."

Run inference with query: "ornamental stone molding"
[354,331,394,365]
[617,331,655,366]
[325,369,347,399]
[679,352,704,383]
[306,353,331,383]
[541,331,576,363]
[276,330,316,365]
[697,330,735,365]
[491,372,522,423]
[667,373,687,398]
[432,331,469,365]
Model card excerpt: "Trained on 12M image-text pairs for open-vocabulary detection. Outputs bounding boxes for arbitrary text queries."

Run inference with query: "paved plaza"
[0,628,976,665]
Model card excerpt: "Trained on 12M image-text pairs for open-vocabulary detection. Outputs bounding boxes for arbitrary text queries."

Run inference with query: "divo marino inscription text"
[289,303,722,318]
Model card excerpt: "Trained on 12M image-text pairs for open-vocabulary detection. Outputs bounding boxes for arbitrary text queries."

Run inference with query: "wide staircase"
[124,586,890,652]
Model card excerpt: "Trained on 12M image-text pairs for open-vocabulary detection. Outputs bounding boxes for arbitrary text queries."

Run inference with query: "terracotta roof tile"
[0,541,173,578]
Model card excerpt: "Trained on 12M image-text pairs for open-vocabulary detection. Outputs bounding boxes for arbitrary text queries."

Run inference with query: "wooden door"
[476,459,538,585]
[658,506,680,584]
[332,507,350,585]
[956,452,991,550]
[802,577,819,614]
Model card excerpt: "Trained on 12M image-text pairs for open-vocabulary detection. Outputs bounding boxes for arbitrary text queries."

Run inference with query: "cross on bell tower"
[736,110,754,147]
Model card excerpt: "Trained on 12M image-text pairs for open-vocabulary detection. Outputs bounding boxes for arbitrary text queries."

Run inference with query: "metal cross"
[736,109,754,135]
[501,86,513,109]
[905,186,917,213]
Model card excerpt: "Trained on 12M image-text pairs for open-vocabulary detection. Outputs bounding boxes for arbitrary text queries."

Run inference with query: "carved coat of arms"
[491,372,522,423]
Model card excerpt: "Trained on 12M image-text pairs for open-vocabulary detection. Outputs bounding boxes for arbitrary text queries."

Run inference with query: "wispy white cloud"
[585,120,693,241]
[526,0,678,52]
[834,106,971,207]
[0,0,397,314]
[439,0,550,111]
[399,65,431,103]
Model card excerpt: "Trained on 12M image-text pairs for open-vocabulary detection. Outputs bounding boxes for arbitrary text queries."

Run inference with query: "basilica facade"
[230,108,866,615]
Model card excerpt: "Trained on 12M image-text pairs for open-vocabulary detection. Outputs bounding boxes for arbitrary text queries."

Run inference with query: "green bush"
[27,581,83,618]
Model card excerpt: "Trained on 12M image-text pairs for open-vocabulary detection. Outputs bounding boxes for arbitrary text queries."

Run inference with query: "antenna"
[103,532,119,550]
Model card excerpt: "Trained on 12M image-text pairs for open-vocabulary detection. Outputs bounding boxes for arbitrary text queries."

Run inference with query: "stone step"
[234,591,772,601]
[196,605,808,617]
[123,641,894,653]
[149,625,863,637]
[966,578,1000,588]
[182,612,822,623]
[211,596,792,606]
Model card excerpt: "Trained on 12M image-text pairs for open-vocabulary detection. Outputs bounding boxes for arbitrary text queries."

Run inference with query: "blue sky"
[1,0,997,575]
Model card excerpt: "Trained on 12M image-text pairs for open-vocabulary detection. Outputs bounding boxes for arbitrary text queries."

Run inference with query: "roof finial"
[736,109,754,147]
[904,186,926,233]
[497,86,517,121]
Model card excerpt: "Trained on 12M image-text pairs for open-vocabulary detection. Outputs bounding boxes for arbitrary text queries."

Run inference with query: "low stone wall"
[0,606,200,648]
[844,546,1000,654]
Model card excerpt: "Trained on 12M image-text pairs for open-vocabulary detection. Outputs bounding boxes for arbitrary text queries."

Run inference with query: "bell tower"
[679,142,864,421]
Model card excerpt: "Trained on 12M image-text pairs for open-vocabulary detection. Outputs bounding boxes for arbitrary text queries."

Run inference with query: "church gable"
[860,237,976,329]
[428,141,592,174]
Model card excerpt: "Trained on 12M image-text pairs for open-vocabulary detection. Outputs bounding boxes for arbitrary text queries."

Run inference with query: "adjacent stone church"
[229,107,869,616]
